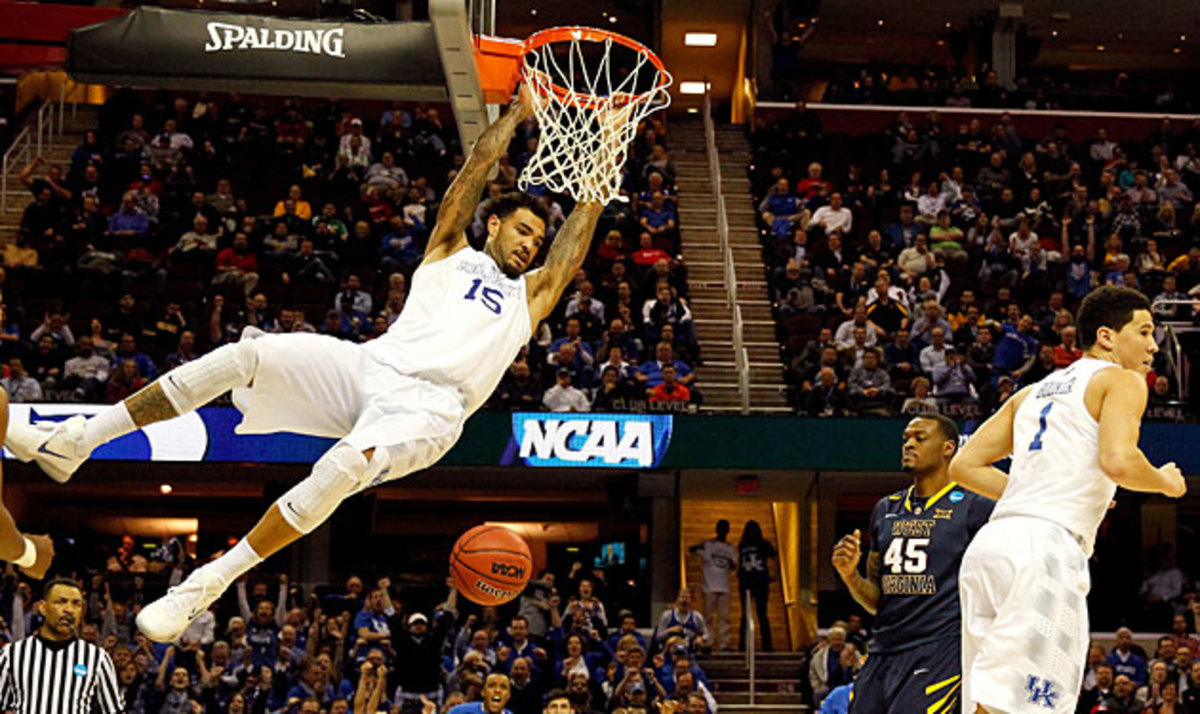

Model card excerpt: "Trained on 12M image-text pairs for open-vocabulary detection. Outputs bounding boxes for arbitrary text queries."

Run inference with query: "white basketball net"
[519,32,673,204]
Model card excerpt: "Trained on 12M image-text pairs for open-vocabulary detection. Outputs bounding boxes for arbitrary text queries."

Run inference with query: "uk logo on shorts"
[1025,675,1058,708]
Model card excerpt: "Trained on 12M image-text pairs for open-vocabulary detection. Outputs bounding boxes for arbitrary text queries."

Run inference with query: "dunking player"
[832,415,992,714]
[5,84,606,642]
[951,286,1186,713]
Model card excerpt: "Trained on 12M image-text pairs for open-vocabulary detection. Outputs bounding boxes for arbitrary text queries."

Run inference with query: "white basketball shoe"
[5,415,90,484]
[136,569,228,643]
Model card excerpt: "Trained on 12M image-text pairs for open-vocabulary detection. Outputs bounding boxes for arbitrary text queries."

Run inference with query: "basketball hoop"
[517,26,673,204]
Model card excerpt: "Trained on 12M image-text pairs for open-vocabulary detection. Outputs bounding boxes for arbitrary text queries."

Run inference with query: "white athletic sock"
[80,403,137,453]
[201,539,263,586]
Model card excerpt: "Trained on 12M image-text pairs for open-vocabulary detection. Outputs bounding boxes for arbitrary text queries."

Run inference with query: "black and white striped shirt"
[0,635,123,714]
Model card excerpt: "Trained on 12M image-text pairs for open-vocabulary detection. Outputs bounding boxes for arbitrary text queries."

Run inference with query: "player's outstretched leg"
[137,443,377,642]
[5,337,259,483]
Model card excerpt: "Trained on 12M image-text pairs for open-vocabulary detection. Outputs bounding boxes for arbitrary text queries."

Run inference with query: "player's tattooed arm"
[125,383,181,427]
[426,85,536,261]
[832,529,881,615]
[526,201,605,326]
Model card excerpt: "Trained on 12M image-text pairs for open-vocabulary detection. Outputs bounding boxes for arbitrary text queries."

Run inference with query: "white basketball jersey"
[991,357,1119,556]
[364,247,532,414]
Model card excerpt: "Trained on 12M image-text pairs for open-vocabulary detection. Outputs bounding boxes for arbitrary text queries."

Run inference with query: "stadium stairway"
[670,120,789,413]
[701,651,811,714]
[0,103,99,244]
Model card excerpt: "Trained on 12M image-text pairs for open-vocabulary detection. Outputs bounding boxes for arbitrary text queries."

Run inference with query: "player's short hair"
[484,192,551,228]
[42,577,82,601]
[1076,286,1152,349]
[915,414,959,448]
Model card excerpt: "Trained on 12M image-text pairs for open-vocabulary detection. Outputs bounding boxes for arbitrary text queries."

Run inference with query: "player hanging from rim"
[950,286,1186,714]
[832,414,992,714]
[5,83,607,642]
[0,391,53,580]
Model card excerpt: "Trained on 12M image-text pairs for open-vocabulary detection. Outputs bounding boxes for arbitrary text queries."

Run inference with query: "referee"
[0,577,123,713]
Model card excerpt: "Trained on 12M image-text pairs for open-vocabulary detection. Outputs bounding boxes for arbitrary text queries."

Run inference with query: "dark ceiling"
[493,0,655,46]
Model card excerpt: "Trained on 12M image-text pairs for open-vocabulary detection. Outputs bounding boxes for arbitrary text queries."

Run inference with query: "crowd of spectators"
[808,605,1200,713]
[765,37,1200,114]
[7,89,698,414]
[752,102,1199,418]
[0,535,722,714]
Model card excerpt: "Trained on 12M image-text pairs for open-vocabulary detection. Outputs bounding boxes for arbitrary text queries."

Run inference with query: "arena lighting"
[687,107,699,113]
[684,32,718,47]
[159,483,173,495]
[679,81,710,94]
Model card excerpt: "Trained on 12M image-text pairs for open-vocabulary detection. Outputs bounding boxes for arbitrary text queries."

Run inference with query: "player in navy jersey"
[832,415,993,714]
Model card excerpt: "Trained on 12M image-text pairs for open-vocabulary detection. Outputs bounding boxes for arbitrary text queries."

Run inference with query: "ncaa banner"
[68,7,447,99]
[502,413,673,469]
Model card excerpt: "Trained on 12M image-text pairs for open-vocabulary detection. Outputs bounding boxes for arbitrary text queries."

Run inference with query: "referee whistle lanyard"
[903,481,959,515]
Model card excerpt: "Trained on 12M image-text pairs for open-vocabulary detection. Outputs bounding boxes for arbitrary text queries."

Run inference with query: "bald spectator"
[805,367,848,417]
[919,328,950,374]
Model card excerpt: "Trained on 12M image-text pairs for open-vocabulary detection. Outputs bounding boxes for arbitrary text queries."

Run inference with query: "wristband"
[13,538,36,568]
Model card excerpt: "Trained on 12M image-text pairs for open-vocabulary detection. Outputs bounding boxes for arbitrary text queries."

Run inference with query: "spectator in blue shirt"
[107,192,150,238]
[381,214,423,275]
[604,611,648,658]
[637,342,695,389]
[639,192,678,250]
[448,673,513,714]
[111,333,158,380]
[882,204,925,252]
[758,178,804,239]
[494,618,547,686]
[286,659,336,710]
[1106,627,1149,687]
[819,682,853,714]
[353,583,395,663]
[991,315,1039,382]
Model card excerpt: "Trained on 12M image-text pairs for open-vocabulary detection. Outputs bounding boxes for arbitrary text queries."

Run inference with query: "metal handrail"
[1164,323,1187,400]
[703,89,751,413]
[744,588,756,705]
[34,100,55,159]
[2,125,32,214]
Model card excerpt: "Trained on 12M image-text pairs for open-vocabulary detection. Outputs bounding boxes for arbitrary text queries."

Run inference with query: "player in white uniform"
[3,84,606,642]
[949,286,1186,714]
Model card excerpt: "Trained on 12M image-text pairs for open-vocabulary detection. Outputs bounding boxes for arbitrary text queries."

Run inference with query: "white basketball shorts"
[231,332,467,484]
[959,515,1090,714]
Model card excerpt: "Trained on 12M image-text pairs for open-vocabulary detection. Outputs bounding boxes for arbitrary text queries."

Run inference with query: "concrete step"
[701,340,780,362]
[698,361,784,383]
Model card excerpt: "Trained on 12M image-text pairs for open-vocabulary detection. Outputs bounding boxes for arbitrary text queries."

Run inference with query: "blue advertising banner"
[501,413,674,468]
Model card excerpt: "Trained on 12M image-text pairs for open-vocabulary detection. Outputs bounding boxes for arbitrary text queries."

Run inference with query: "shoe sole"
[136,609,187,643]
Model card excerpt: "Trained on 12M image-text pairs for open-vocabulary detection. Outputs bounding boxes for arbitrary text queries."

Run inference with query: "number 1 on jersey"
[1028,403,1054,452]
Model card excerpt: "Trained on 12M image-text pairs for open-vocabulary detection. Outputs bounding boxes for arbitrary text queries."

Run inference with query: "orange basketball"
[449,525,533,606]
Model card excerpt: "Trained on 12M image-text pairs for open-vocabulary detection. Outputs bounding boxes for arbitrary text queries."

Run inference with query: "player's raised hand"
[831,529,862,579]
[515,82,537,122]
[1159,462,1186,498]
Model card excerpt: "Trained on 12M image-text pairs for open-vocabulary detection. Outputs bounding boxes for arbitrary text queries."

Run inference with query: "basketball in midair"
[449,525,533,606]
